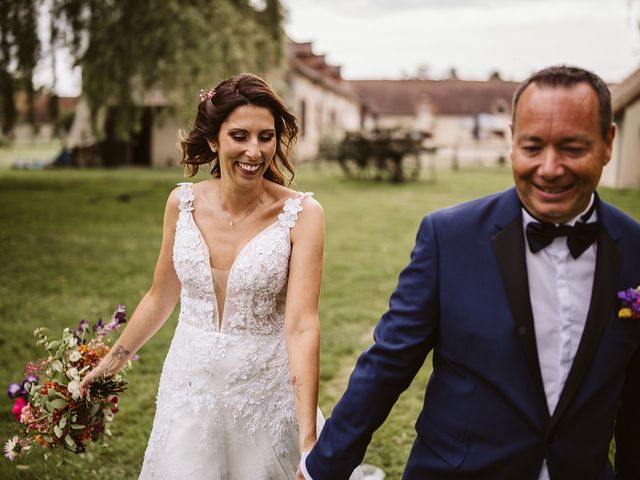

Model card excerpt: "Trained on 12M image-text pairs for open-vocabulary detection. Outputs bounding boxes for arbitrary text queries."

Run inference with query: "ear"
[602,123,616,166]
[508,122,515,161]
[207,140,218,153]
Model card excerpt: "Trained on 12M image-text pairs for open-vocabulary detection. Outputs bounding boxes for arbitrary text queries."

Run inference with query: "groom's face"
[510,82,615,224]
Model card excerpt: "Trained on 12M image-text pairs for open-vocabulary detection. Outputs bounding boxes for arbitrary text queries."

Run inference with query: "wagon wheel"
[402,150,422,181]
[374,138,422,183]
[337,135,376,179]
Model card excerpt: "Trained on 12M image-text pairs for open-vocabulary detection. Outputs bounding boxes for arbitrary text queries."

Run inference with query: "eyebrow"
[227,127,276,133]
[516,134,593,144]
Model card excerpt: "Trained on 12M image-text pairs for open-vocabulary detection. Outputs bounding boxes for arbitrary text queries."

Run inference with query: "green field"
[1,162,638,479]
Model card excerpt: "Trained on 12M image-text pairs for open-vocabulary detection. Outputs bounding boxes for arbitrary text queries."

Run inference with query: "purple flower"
[7,384,21,400]
[73,319,90,343]
[20,376,38,394]
[112,305,127,325]
[618,286,640,319]
[76,319,90,334]
[93,318,104,332]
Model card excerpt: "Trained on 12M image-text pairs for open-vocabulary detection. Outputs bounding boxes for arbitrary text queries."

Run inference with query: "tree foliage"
[0,0,39,133]
[1,0,286,137]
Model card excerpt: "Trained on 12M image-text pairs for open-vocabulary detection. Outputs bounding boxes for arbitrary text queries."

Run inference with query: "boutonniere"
[618,285,640,319]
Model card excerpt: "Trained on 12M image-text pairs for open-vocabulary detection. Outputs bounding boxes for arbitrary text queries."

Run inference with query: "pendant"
[229,221,234,226]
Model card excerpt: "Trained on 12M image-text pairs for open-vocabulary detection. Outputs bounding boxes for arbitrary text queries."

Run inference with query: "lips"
[534,183,575,198]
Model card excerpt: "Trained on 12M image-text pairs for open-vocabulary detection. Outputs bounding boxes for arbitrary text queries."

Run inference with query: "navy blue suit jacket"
[307,187,640,479]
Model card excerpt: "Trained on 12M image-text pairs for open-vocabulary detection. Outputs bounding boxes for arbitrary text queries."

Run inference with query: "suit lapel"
[492,200,548,409]
[548,227,621,432]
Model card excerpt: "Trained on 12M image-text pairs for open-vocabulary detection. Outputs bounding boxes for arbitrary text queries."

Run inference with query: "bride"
[79,73,343,479]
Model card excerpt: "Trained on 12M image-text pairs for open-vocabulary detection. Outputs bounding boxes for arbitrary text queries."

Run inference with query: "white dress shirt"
[523,196,597,480]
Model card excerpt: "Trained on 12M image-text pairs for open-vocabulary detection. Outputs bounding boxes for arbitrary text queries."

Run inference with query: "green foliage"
[0,0,39,132]
[0,1,286,137]
[48,0,287,136]
[0,164,637,478]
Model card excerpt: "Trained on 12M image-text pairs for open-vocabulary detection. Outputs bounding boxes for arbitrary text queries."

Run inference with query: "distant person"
[472,113,481,140]
[79,73,338,479]
[302,65,640,479]
[52,147,73,167]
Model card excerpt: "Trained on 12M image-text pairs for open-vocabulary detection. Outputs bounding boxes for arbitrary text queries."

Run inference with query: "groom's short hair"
[511,65,612,140]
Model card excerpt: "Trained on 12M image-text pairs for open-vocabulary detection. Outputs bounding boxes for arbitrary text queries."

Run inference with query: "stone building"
[286,40,364,161]
[349,78,519,165]
[601,68,640,188]
[66,39,366,167]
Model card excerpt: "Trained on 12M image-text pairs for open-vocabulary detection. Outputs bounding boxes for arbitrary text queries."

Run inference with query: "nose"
[245,139,260,160]
[538,147,563,178]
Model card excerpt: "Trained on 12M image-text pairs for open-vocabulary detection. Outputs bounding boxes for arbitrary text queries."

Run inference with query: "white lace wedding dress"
[139,183,360,480]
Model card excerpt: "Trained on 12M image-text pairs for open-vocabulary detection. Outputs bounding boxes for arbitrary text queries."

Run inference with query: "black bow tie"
[525,221,600,259]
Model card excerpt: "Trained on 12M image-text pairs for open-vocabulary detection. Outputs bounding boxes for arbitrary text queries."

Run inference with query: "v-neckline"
[189,215,280,331]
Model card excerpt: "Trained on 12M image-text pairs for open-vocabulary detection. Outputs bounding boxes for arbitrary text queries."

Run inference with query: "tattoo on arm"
[291,375,303,405]
[105,345,130,374]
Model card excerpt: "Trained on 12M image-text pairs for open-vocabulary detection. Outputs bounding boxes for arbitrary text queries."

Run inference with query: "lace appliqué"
[142,185,314,475]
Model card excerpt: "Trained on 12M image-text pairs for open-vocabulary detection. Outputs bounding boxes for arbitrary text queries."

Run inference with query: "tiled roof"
[349,79,519,116]
[612,67,640,115]
[288,39,363,103]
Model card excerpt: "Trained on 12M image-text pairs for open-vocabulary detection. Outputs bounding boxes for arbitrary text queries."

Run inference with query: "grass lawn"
[0,162,638,479]
[0,142,62,169]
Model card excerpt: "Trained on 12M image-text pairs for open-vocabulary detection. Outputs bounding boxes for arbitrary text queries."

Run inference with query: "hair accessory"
[199,88,216,102]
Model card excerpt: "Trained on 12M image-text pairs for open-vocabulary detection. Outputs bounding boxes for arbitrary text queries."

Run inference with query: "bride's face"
[211,104,277,186]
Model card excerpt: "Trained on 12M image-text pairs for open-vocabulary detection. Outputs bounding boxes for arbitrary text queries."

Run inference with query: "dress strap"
[277,192,313,229]
[176,182,194,212]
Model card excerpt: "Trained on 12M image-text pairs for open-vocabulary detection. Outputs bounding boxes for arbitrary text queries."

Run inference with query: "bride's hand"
[79,344,131,396]
[78,364,107,397]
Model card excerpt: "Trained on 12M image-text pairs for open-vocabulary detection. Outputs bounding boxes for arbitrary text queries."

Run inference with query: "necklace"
[218,182,264,227]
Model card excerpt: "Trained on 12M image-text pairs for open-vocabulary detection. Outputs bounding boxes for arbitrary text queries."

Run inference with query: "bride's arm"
[79,189,182,393]
[284,197,324,454]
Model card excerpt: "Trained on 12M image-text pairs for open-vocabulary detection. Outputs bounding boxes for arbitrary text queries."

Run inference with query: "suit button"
[518,326,527,336]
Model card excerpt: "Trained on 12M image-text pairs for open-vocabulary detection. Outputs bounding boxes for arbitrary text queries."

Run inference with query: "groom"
[302,65,640,479]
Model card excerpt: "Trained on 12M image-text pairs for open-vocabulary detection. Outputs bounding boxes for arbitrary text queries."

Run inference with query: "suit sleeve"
[306,215,441,480]
[615,345,640,479]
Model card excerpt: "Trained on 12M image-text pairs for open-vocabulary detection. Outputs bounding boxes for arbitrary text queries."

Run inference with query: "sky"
[48,0,640,95]
[282,0,639,83]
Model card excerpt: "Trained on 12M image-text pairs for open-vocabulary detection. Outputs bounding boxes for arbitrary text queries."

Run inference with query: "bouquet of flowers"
[4,305,130,462]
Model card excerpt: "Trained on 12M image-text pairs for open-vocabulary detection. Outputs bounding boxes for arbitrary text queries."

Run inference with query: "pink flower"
[4,435,30,461]
[12,397,27,421]
[19,404,34,425]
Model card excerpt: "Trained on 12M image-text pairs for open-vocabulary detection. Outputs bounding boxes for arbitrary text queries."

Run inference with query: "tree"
[58,0,287,135]
[488,70,502,81]
[1,0,287,138]
[0,0,39,134]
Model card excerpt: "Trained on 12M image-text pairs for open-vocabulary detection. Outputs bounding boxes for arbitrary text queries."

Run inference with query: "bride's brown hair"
[179,73,298,185]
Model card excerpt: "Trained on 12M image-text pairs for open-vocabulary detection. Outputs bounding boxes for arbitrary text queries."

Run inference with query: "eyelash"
[520,146,585,156]
[230,133,274,142]
[563,147,584,156]
[522,146,541,154]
